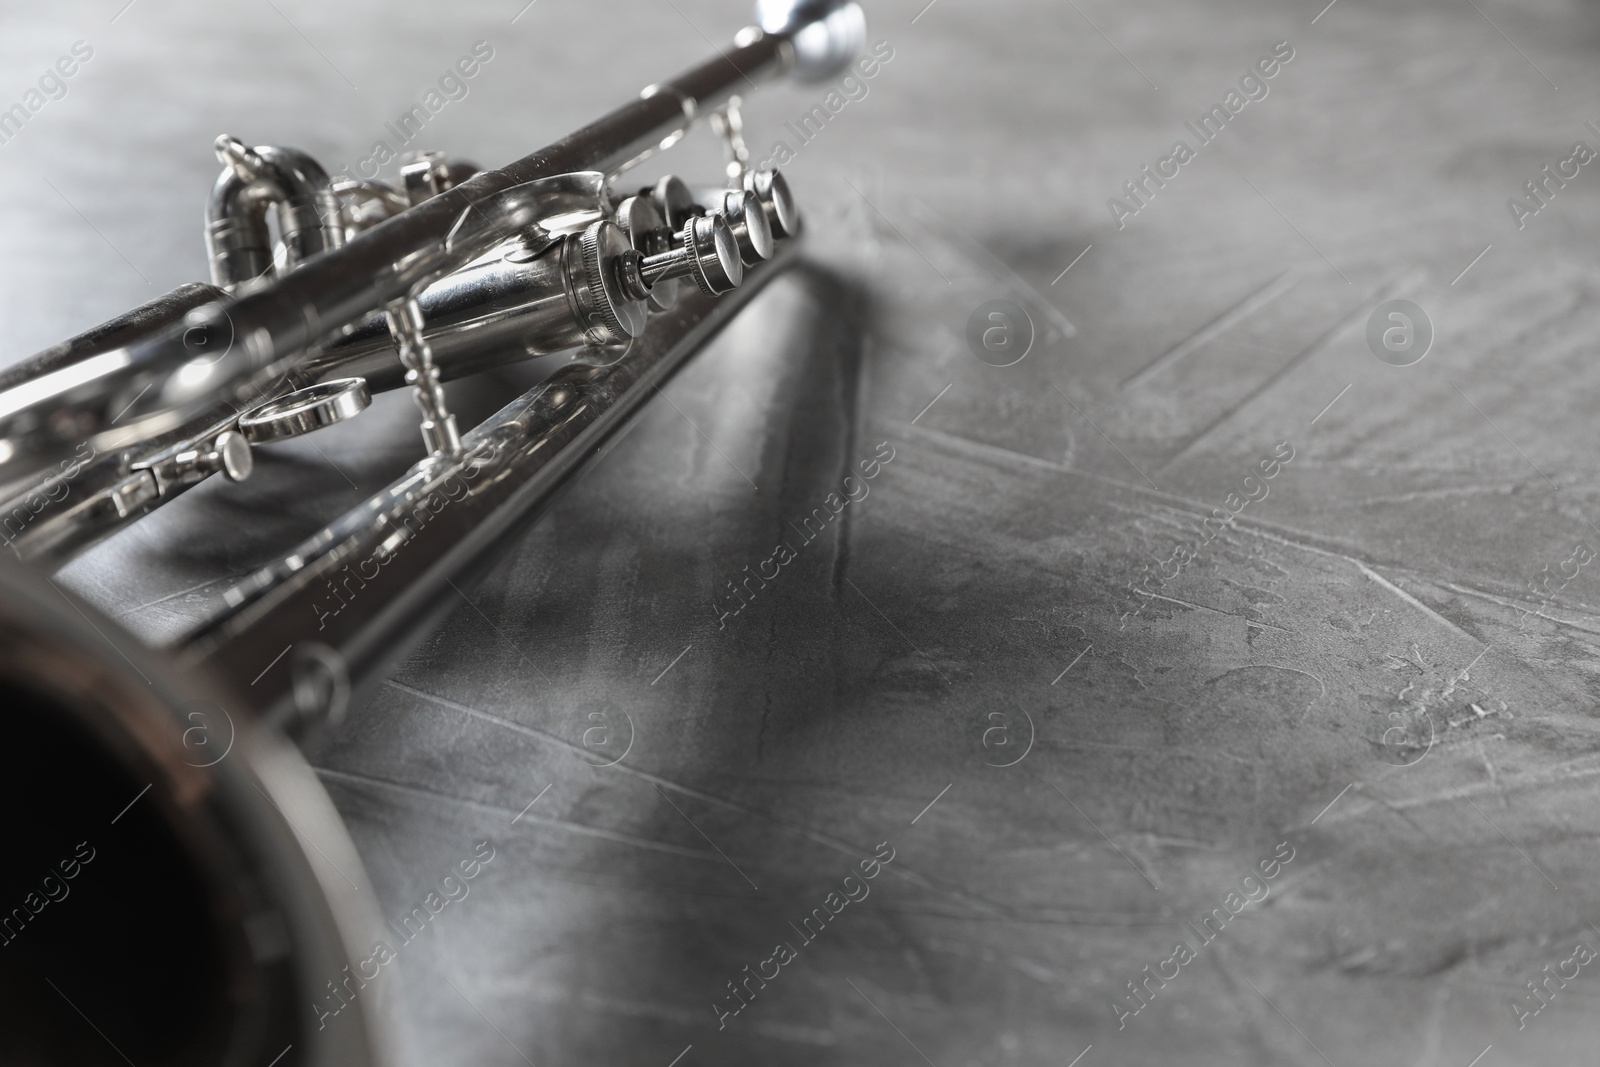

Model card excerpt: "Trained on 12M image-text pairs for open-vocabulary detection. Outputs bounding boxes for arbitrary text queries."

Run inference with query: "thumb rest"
[0,3,866,1065]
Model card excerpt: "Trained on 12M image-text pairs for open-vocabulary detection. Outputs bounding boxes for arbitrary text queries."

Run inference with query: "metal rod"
[0,29,793,478]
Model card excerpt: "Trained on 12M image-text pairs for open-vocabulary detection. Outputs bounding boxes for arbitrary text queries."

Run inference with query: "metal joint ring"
[238,378,371,444]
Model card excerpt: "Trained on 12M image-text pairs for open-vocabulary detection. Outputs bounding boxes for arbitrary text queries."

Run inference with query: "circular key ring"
[238,378,371,444]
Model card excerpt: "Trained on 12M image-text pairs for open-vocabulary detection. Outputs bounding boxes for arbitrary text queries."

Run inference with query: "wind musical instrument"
[0,2,866,1063]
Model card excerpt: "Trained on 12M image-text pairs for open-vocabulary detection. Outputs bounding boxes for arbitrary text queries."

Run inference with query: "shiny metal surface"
[206,136,345,290]
[0,283,224,401]
[651,174,700,231]
[238,379,372,444]
[747,167,798,240]
[25,2,1600,1065]
[0,556,391,1067]
[756,0,867,82]
[640,214,745,295]
[617,193,683,311]
[135,425,256,489]
[0,17,831,480]
[0,4,854,1065]
[385,295,464,457]
[187,241,797,726]
[701,186,775,265]
[0,175,785,567]
[0,397,241,567]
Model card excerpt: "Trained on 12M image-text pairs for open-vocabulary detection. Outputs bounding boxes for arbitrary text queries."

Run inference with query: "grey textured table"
[7,0,1600,1064]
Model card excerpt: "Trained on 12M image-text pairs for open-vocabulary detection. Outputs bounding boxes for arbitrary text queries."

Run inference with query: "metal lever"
[616,193,680,311]
[629,214,743,296]
[698,187,773,265]
[134,428,254,494]
[744,168,799,239]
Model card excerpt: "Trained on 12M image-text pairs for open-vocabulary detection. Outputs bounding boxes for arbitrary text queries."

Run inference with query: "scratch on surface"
[1097,494,1372,575]
[1136,592,1297,633]
[1443,580,1600,637]
[515,986,838,1046]
[1357,781,1431,836]
[894,419,1071,475]
[1129,508,1215,537]
[1350,480,1529,507]
[1256,664,1326,717]
[1110,837,1165,893]
[1315,756,1600,823]
[874,904,1172,927]
[314,766,725,863]
[1009,955,1059,984]
[1114,646,1151,689]
[1134,831,1224,851]
[1157,272,1421,474]
[1204,663,1326,721]
[896,418,1528,624]
[1044,736,1252,767]
[386,681,1014,919]
[1257,858,1328,910]
[1355,561,1481,645]
[1122,269,1300,389]
[114,575,232,617]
